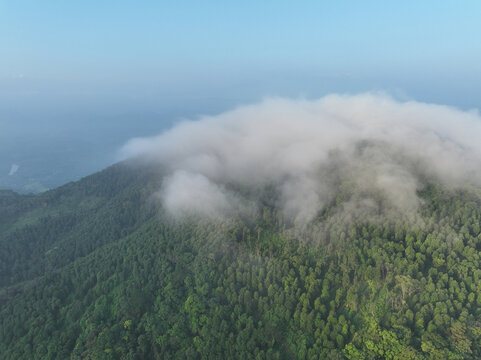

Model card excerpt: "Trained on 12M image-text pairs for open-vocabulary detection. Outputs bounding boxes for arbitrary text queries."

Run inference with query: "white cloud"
[122,93,481,222]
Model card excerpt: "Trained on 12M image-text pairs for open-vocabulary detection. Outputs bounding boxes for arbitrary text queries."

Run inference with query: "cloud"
[158,170,242,220]
[122,93,481,223]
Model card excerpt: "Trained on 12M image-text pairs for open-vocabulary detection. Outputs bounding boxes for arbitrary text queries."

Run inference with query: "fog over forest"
[122,93,481,223]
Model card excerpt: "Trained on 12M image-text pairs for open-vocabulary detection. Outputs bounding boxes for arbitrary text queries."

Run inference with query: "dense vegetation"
[2,162,481,359]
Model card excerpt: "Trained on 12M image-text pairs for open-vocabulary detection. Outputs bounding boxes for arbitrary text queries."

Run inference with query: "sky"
[1,1,481,191]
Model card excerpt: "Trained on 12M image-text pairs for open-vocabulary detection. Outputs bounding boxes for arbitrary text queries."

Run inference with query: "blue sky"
[1,0,481,110]
[1,1,481,191]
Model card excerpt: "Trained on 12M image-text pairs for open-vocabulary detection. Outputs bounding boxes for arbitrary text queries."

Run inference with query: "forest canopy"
[1,161,481,359]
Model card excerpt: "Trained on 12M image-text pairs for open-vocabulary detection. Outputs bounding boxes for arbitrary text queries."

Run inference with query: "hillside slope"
[1,163,481,359]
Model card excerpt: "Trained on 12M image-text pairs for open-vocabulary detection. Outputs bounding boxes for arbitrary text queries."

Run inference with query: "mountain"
[1,161,481,359]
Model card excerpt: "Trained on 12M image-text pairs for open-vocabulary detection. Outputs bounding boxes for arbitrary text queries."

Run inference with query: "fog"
[122,93,481,223]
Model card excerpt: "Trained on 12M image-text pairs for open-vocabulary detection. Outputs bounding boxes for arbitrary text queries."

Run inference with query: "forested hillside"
[2,162,481,359]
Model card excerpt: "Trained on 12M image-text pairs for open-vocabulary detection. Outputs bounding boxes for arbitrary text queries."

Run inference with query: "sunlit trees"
[2,167,481,358]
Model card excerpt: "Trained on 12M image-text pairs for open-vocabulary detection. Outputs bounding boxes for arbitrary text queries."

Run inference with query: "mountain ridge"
[1,161,481,359]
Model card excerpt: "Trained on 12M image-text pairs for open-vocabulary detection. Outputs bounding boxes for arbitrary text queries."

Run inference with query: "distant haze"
[2,2,481,193]
[0,104,227,193]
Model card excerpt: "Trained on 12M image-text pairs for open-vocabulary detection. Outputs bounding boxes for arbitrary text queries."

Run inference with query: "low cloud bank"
[122,93,481,222]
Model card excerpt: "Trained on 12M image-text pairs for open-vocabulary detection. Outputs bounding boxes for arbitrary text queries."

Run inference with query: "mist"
[122,93,481,223]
